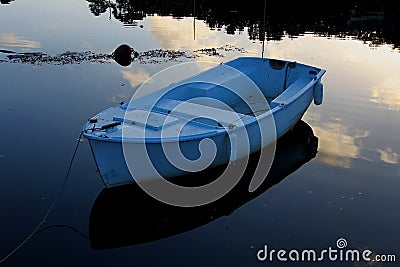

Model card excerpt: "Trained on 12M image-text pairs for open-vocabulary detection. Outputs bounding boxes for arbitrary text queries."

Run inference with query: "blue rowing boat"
[83,57,325,187]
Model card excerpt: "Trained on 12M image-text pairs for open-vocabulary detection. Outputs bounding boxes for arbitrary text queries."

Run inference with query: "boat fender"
[313,82,323,105]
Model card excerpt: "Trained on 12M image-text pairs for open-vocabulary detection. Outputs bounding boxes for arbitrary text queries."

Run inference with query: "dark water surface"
[1,1,399,266]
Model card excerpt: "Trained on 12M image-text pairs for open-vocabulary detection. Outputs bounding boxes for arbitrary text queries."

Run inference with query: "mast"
[193,0,196,40]
[261,0,267,58]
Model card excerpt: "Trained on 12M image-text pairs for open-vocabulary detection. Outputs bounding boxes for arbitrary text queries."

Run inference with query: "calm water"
[1,1,399,266]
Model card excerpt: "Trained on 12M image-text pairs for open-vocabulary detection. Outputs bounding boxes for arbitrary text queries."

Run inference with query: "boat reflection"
[89,120,319,250]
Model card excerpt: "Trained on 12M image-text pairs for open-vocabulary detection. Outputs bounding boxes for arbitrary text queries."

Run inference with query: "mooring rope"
[0,131,84,265]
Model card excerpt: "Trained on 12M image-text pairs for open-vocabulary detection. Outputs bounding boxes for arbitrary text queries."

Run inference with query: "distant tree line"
[85,0,400,48]
[2,0,398,48]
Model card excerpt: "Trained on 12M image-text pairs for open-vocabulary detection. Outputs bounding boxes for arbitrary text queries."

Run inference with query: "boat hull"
[88,86,313,187]
[88,133,230,187]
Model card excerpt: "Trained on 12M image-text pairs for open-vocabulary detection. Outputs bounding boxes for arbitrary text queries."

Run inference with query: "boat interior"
[124,57,320,118]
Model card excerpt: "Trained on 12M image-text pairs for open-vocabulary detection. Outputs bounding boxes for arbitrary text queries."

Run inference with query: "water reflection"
[85,0,400,49]
[121,69,150,87]
[0,0,14,4]
[312,121,370,168]
[89,120,318,250]
[370,77,400,111]
[377,148,399,165]
[0,33,41,49]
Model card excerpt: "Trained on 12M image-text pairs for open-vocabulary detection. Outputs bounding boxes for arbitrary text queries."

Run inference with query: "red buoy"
[113,44,134,66]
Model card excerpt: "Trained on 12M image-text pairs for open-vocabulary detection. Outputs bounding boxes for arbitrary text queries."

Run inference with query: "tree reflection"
[88,0,109,16]
[0,0,15,4]
[86,0,400,49]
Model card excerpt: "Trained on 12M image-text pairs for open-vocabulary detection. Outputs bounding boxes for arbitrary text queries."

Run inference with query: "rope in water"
[0,131,84,265]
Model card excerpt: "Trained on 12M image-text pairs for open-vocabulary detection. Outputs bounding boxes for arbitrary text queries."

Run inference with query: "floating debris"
[2,51,112,65]
[134,49,198,64]
[194,47,222,57]
[194,45,246,57]
[0,45,247,66]
[218,44,247,53]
